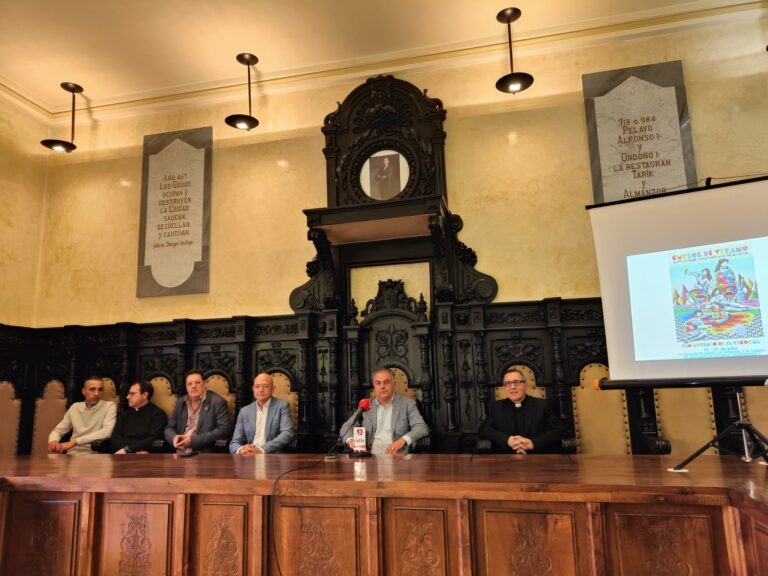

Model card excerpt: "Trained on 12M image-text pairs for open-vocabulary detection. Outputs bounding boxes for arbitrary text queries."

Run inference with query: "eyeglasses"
[127,391,139,396]
[503,380,526,388]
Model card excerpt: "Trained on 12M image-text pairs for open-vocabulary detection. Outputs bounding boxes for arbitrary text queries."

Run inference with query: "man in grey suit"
[164,369,232,453]
[230,373,294,455]
[341,367,428,454]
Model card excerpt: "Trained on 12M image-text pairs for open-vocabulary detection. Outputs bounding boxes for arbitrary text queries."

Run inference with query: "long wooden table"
[1,453,767,575]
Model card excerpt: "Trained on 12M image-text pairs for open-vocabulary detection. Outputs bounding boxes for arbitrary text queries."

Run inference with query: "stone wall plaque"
[137,127,212,297]
[583,61,697,204]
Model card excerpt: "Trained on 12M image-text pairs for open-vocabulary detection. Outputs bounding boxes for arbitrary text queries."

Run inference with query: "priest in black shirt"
[110,381,167,454]
[480,368,565,454]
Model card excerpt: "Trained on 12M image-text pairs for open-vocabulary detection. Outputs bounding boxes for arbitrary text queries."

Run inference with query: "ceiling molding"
[5,1,764,125]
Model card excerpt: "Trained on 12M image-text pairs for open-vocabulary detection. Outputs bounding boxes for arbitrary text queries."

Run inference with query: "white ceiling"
[0,0,749,112]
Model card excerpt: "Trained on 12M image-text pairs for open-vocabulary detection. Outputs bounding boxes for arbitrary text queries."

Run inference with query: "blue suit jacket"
[340,393,428,454]
[229,397,294,454]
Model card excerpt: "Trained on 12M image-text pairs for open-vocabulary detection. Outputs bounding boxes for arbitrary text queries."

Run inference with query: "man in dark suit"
[341,367,428,454]
[480,368,565,454]
[164,369,232,453]
[230,373,294,454]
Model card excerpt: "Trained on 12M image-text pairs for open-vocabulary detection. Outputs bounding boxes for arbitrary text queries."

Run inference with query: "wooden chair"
[0,381,21,456]
[205,374,236,421]
[271,372,299,431]
[743,387,768,445]
[101,377,121,407]
[571,363,630,455]
[32,380,68,455]
[655,385,717,457]
[149,376,178,419]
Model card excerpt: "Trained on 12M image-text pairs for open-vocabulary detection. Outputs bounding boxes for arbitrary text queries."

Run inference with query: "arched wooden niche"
[322,75,447,207]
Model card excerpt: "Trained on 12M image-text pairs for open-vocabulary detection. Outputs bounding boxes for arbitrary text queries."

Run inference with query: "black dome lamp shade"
[40,82,83,153]
[225,53,260,130]
[496,8,534,94]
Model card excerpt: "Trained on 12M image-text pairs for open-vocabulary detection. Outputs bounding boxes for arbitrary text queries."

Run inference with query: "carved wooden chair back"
[101,377,121,406]
[0,381,21,456]
[572,363,630,455]
[271,372,299,429]
[149,376,178,419]
[32,380,68,455]
[205,374,236,420]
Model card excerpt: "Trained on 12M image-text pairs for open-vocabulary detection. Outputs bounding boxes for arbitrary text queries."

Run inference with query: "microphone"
[339,399,371,443]
[339,398,371,444]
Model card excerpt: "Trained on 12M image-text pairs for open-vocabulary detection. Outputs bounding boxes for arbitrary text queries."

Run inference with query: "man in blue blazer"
[230,373,295,455]
[341,367,428,454]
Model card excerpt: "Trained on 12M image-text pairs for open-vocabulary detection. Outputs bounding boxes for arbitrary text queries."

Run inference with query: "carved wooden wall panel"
[381,498,470,576]
[604,503,731,575]
[272,496,372,575]
[473,500,594,576]
[2,491,89,576]
[740,505,768,575]
[95,493,184,575]
[189,494,263,576]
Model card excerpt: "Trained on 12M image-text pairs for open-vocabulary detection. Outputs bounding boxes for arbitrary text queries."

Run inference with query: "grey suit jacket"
[163,390,232,452]
[229,397,294,454]
[340,393,428,454]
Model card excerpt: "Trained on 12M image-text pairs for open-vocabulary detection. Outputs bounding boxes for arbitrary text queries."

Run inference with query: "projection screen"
[588,177,768,383]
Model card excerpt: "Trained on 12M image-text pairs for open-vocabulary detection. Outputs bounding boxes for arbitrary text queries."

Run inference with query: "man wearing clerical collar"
[110,381,167,454]
[341,367,428,455]
[479,368,565,454]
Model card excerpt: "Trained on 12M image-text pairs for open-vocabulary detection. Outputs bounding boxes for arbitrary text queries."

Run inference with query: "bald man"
[229,373,294,455]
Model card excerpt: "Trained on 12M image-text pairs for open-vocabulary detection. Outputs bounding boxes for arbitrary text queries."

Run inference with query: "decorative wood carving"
[119,513,152,575]
[322,75,445,207]
[289,229,339,313]
[299,519,338,574]
[204,516,240,576]
[401,521,441,575]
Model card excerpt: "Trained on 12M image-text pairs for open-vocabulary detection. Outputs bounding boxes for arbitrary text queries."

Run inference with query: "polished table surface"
[3,454,768,574]
[1,453,767,505]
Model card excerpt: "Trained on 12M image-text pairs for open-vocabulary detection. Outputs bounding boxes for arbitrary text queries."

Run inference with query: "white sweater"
[48,400,117,453]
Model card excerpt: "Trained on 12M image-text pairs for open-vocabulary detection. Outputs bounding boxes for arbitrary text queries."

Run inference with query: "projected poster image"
[628,237,767,362]
[671,249,762,345]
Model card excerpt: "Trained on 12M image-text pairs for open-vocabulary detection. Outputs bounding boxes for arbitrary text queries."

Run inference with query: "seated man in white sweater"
[48,376,117,454]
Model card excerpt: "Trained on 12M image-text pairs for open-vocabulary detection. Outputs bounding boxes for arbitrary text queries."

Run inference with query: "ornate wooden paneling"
[2,491,90,576]
[189,494,263,576]
[94,493,185,575]
[382,498,470,576]
[604,503,731,575]
[473,500,595,576]
[271,496,372,575]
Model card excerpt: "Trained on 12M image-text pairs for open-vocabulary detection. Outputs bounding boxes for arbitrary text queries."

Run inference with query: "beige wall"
[0,96,48,326]
[4,15,768,327]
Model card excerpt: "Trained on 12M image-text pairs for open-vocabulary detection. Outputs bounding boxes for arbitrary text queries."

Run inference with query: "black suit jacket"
[480,396,565,454]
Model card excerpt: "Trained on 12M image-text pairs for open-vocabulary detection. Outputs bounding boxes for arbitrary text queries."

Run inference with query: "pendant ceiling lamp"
[225,53,260,131]
[496,8,534,94]
[40,82,83,153]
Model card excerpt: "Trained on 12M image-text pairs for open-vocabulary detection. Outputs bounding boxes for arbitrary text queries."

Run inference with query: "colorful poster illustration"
[670,243,762,354]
